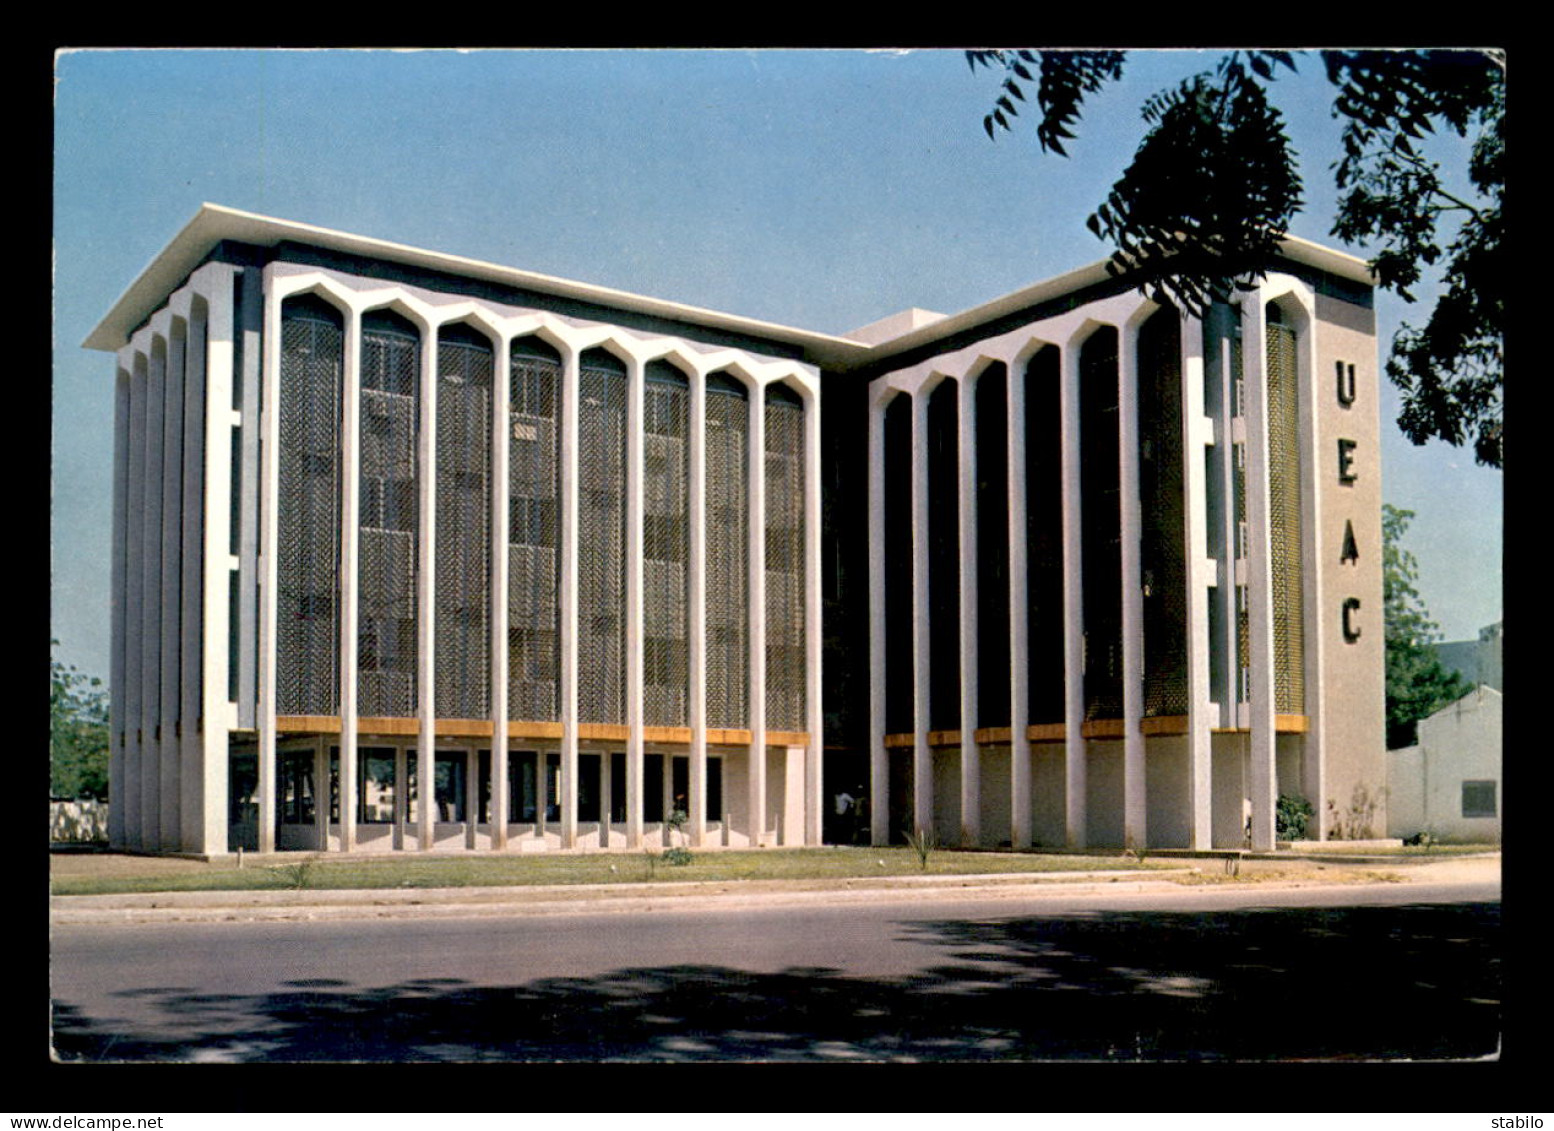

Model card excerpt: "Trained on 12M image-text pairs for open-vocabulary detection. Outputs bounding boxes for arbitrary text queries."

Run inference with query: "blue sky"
[52,47,1503,679]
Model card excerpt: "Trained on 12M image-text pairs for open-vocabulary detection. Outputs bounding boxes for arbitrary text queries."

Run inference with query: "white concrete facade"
[864,272,1384,850]
[92,205,1382,855]
[98,209,823,855]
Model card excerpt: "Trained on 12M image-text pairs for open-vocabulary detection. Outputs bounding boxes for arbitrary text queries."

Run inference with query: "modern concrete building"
[88,204,1385,855]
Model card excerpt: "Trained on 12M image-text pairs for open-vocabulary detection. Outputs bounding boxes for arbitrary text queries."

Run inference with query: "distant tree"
[50,640,109,800]
[1382,507,1469,749]
[969,48,1504,467]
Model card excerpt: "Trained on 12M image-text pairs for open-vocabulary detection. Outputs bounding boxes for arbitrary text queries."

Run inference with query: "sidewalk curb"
[50,855,1500,927]
[50,869,1193,925]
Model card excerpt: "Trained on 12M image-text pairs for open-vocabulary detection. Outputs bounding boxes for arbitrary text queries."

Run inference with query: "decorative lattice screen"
[1266,318,1305,714]
[508,341,561,721]
[277,296,343,717]
[705,374,749,730]
[357,315,419,717]
[435,325,494,720]
[643,363,690,727]
[764,384,806,732]
[578,353,627,725]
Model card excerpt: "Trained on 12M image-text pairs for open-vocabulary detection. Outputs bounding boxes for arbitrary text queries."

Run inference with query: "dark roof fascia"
[83,204,872,368]
[256,239,814,363]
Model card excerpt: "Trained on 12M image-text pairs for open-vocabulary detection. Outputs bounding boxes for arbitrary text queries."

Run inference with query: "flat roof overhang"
[85,204,1375,370]
[82,203,876,368]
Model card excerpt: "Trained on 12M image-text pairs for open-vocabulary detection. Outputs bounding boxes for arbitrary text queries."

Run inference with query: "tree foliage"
[970,48,1504,467]
[50,640,109,800]
[1382,507,1469,749]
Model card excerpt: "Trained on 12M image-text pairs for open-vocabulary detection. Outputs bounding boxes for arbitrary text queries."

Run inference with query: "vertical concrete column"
[109,364,131,848]
[803,374,824,846]
[465,747,479,848]
[1181,314,1215,848]
[535,748,549,839]
[910,389,932,841]
[257,273,284,855]
[236,269,266,734]
[748,381,768,847]
[688,368,708,848]
[1119,319,1147,851]
[623,354,645,850]
[181,272,229,857]
[1006,356,1032,848]
[201,275,235,856]
[559,347,581,848]
[491,336,511,850]
[661,755,675,847]
[1059,343,1087,848]
[140,332,166,852]
[1240,297,1278,851]
[338,305,363,854]
[394,746,407,851]
[867,388,889,848]
[957,374,980,847]
[180,291,212,853]
[123,352,147,849]
[417,309,438,850]
[159,318,185,851]
[599,750,613,846]
[313,743,329,850]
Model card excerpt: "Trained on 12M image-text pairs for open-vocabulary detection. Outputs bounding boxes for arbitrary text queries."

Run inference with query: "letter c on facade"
[1342,597,1362,642]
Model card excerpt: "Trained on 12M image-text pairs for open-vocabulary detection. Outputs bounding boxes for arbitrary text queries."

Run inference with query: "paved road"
[51,875,1501,1062]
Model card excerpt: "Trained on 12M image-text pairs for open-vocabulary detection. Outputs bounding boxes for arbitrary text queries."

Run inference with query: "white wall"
[1387,686,1502,843]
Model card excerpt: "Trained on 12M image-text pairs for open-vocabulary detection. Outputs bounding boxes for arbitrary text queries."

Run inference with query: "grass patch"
[51,847,1174,898]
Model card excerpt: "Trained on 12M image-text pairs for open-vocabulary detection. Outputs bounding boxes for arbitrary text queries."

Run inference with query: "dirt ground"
[50,848,230,879]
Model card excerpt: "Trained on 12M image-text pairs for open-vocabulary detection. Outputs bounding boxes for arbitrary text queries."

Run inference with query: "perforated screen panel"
[508,345,560,721]
[643,367,690,727]
[705,377,749,730]
[1266,320,1305,713]
[578,357,627,725]
[764,385,806,732]
[277,297,343,717]
[1139,312,1189,717]
[357,319,419,717]
[435,327,493,720]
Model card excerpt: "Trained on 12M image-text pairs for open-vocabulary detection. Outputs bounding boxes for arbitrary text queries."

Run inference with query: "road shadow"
[51,900,1500,1062]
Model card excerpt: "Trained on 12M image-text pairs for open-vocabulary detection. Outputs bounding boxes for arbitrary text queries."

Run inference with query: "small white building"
[1388,686,1502,844]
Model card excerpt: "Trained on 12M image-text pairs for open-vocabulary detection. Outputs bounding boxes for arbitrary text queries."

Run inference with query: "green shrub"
[1276,794,1315,841]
